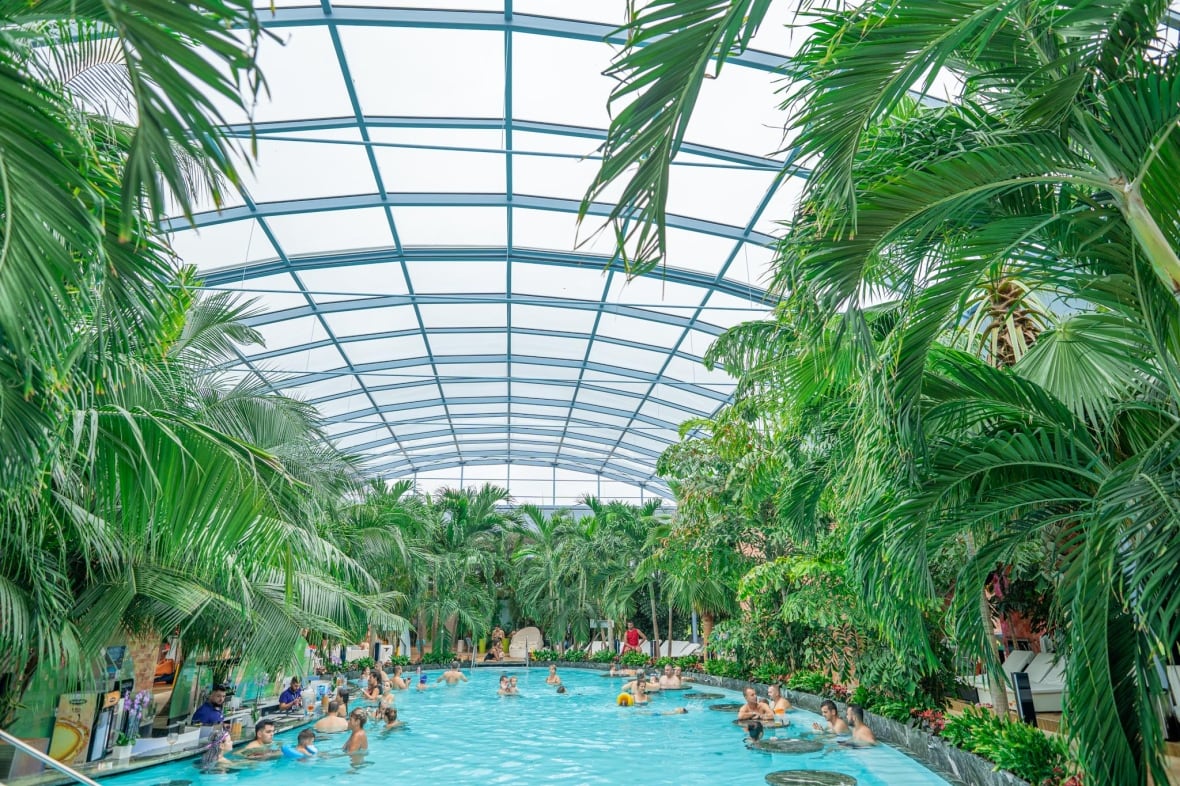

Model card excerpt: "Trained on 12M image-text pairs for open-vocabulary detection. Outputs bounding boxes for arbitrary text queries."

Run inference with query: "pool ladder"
[0,727,103,786]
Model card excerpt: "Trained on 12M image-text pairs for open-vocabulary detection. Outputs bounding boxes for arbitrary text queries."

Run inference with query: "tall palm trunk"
[667,603,674,657]
[648,579,660,658]
[701,610,714,661]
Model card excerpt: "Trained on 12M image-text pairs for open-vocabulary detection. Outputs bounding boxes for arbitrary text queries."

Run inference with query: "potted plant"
[112,732,133,762]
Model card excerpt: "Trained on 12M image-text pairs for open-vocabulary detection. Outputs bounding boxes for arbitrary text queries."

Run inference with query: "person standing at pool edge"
[621,621,646,654]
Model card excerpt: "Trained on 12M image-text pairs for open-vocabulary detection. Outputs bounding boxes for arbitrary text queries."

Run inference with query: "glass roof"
[166,1,801,504]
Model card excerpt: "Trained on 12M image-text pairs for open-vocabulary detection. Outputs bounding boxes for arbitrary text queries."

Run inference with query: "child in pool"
[282,729,318,758]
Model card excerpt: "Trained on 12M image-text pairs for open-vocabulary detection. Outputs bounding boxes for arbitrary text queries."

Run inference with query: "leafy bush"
[529,648,560,661]
[590,649,616,663]
[784,669,830,695]
[620,651,649,667]
[418,650,458,665]
[750,662,790,685]
[654,655,701,669]
[703,658,747,679]
[383,655,410,667]
[562,649,588,662]
[869,699,914,723]
[348,656,375,672]
[940,705,1074,785]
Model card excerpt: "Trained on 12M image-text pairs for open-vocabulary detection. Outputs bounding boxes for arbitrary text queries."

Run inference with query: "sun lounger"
[508,626,544,660]
[972,650,1033,706]
[1020,652,1066,713]
[661,641,702,658]
[1165,665,1180,726]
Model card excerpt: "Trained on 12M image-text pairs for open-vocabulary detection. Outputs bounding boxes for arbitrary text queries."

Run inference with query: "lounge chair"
[1165,665,1180,728]
[508,627,544,660]
[973,650,1033,706]
[660,640,702,658]
[1020,652,1066,713]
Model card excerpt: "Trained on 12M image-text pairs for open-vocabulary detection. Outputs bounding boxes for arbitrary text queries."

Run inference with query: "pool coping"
[537,661,1030,786]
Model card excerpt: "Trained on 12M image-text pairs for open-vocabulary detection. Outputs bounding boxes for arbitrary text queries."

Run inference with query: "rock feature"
[765,771,857,785]
[708,702,746,711]
[751,738,825,754]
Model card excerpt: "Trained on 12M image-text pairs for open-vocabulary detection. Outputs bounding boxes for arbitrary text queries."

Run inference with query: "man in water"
[844,704,878,746]
[436,661,468,684]
[191,685,226,725]
[659,665,678,689]
[240,720,280,759]
[767,684,791,725]
[343,709,369,753]
[390,665,409,690]
[812,699,851,734]
[737,687,774,722]
[546,664,562,685]
[621,621,647,654]
[278,677,303,712]
[314,700,349,733]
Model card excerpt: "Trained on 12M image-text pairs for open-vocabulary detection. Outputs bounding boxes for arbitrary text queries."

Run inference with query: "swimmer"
[672,666,685,686]
[436,661,468,684]
[630,678,650,705]
[546,664,561,685]
[391,665,409,690]
[744,720,765,747]
[380,706,404,731]
[240,720,280,760]
[361,674,380,700]
[737,687,774,722]
[508,675,520,695]
[199,729,236,770]
[841,704,877,746]
[556,685,567,694]
[646,707,688,716]
[416,669,429,691]
[812,700,851,735]
[282,728,318,759]
[314,701,349,733]
[378,684,397,710]
[767,685,791,726]
[343,709,369,753]
[659,665,677,689]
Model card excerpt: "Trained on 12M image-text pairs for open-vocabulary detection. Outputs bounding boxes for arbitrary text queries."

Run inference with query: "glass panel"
[252,315,327,353]
[437,362,508,381]
[267,208,394,257]
[513,382,574,402]
[664,228,738,276]
[650,384,720,414]
[371,386,438,407]
[687,67,790,158]
[681,328,721,358]
[511,304,598,334]
[267,344,346,374]
[513,361,581,381]
[594,315,685,349]
[441,381,509,399]
[511,260,609,298]
[514,34,613,128]
[323,306,420,337]
[283,375,361,401]
[588,341,667,374]
[724,242,779,289]
[511,209,618,257]
[299,262,410,300]
[428,331,507,355]
[245,131,377,204]
[344,334,429,366]
[511,333,587,360]
[169,221,277,271]
[753,175,808,235]
[218,272,306,312]
[667,166,776,227]
[373,144,504,194]
[418,303,507,327]
[247,26,355,122]
[360,366,434,387]
[575,388,642,414]
[662,355,734,387]
[395,207,507,246]
[513,149,618,202]
[639,400,697,427]
[340,27,504,117]
[385,404,446,423]
[337,429,388,450]
[315,392,372,418]
[608,274,704,310]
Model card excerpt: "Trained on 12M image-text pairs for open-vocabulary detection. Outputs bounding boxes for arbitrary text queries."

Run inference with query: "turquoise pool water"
[104,668,951,785]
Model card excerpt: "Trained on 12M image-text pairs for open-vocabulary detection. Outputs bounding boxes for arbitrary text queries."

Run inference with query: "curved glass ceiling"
[165,1,802,504]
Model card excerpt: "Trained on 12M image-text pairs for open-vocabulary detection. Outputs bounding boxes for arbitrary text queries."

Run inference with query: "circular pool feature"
[708,702,746,711]
[101,670,950,786]
[683,691,725,699]
[766,771,858,785]
[734,717,788,727]
[752,738,825,754]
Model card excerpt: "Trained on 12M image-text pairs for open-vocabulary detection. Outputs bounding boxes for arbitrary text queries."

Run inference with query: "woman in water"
[199,729,237,771]
[343,709,369,753]
[545,664,561,685]
[380,707,404,731]
[361,674,380,700]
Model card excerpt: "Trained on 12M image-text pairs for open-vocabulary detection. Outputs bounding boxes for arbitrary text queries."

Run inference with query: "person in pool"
[812,699,851,735]
[842,704,877,746]
[767,684,791,726]
[436,661,468,684]
[199,729,237,770]
[737,687,775,722]
[659,665,678,689]
[314,701,349,733]
[546,664,561,685]
[415,667,429,691]
[673,666,686,685]
[391,664,409,690]
[361,674,381,700]
[380,706,404,730]
[343,709,369,753]
[629,678,650,705]
[283,728,318,758]
[744,720,765,747]
[378,684,397,710]
[240,720,280,760]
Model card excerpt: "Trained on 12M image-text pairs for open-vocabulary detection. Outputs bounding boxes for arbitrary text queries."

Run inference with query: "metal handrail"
[0,727,103,786]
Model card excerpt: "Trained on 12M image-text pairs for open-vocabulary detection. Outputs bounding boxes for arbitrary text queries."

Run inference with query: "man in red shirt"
[621,621,647,654]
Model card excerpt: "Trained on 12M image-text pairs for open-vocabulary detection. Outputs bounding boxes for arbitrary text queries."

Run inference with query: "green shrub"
[654,655,701,669]
[703,658,747,679]
[940,705,1074,784]
[751,662,790,685]
[418,650,458,665]
[590,649,617,663]
[384,655,410,667]
[563,649,588,662]
[619,651,649,667]
[785,669,830,695]
[348,656,375,672]
[869,699,914,723]
[530,648,560,662]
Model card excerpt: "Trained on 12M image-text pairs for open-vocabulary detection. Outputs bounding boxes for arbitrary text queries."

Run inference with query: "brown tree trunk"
[701,611,715,661]
[667,604,674,657]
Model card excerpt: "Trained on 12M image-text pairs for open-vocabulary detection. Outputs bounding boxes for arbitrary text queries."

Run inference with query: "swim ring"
[616,692,634,706]
[281,744,318,758]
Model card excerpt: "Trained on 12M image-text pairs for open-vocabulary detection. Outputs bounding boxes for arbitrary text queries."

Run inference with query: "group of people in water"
[198,653,875,771]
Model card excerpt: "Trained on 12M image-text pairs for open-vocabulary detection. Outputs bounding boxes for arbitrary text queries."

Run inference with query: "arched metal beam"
[256,6,786,73]
[165,193,776,247]
[343,423,669,459]
[327,409,678,443]
[325,394,706,432]
[226,116,787,173]
[267,353,723,400]
[365,455,669,492]
[199,245,777,306]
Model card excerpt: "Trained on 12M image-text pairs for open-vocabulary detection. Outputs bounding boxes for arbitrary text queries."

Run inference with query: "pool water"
[104,668,951,785]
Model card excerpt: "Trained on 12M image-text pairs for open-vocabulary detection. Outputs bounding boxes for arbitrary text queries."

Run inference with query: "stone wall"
[556,663,1029,786]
